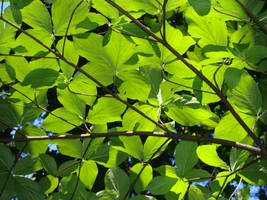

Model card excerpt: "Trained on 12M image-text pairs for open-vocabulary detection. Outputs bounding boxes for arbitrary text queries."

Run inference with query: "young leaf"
[39,175,58,194]
[80,160,98,190]
[147,176,178,195]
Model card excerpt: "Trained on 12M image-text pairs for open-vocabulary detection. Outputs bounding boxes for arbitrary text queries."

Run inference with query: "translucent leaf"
[129,163,153,193]
[214,112,255,143]
[52,0,90,35]
[230,148,250,171]
[196,145,229,170]
[188,185,211,200]
[42,107,83,133]
[174,141,198,177]
[184,169,211,182]
[80,160,98,190]
[122,103,158,131]
[21,0,52,33]
[57,87,86,117]
[164,96,216,126]
[228,71,262,115]
[116,136,144,161]
[54,139,82,158]
[88,97,126,124]
[143,136,170,162]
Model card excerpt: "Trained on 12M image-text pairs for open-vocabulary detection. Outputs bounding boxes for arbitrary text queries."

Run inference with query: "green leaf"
[39,175,58,194]
[147,176,178,195]
[185,7,228,47]
[52,0,91,35]
[238,159,267,186]
[91,0,119,19]
[196,145,229,170]
[0,143,13,170]
[80,160,98,190]
[39,154,58,175]
[88,97,126,124]
[228,71,262,115]
[189,0,211,16]
[56,160,79,177]
[117,70,151,102]
[164,96,216,126]
[14,176,45,200]
[143,136,170,162]
[21,68,59,88]
[174,141,198,177]
[42,107,83,133]
[214,112,255,142]
[116,136,144,161]
[57,87,86,117]
[105,167,130,199]
[131,195,156,200]
[21,0,52,33]
[13,156,41,175]
[188,185,211,200]
[54,139,82,158]
[129,163,153,193]
[230,148,250,171]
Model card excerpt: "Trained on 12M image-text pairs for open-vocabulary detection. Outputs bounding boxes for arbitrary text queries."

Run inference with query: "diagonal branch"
[234,0,267,34]
[104,0,263,149]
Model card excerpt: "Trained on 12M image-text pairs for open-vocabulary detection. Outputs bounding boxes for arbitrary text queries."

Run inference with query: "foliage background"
[0,0,266,199]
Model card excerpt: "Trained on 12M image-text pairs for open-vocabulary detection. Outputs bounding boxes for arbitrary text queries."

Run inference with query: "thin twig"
[0,53,59,59]
[162,0,168,41]
[234,0,267,34]
[1,0,4,17]
[213,8,254,25]
[62,0,84,56]
[229,177,243,199]
[104,0,264,150]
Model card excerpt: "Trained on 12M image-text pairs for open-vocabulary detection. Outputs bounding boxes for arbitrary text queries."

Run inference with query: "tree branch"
[0,131,264,157]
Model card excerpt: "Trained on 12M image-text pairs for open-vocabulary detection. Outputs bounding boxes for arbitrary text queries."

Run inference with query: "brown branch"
[62,0,84,56]
[104,0,264,150]
[213,62,224,90]
[234,0,267,34]
[216,175,229,200]
[0,53,59,59]
[0,131,264,157]
[162,0,168,41]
